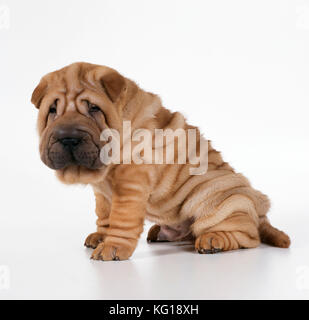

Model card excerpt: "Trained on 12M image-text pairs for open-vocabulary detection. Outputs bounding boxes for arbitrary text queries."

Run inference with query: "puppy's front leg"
[91,166,150,261]
[84,192,111,249]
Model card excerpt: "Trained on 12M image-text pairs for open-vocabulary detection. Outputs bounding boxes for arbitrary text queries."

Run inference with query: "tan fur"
[32,62,290,261]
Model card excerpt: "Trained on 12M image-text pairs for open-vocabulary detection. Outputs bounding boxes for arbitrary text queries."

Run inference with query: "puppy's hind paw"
[84,232,105,249]
[147,224,161,243]
[195,232,225,254]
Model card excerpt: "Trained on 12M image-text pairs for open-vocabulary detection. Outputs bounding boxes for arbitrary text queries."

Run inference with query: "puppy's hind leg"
[147,224,165,243]
[147,219,194,243]
[192,193,261,254]
[194,212,260,254]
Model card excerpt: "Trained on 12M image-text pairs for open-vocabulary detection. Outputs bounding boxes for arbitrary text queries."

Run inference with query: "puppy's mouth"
[44,126,103,170]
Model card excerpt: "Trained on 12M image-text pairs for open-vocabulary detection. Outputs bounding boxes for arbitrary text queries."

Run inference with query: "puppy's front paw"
[91,239,135,261]
[84,232,105,249]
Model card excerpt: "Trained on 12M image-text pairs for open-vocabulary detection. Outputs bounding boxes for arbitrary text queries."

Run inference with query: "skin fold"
[31,62,290,261]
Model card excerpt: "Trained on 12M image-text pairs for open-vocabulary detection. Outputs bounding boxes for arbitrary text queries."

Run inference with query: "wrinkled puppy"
[31,62,290,261]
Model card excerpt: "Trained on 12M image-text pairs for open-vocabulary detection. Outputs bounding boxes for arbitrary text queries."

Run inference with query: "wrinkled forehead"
[43,63,112,97]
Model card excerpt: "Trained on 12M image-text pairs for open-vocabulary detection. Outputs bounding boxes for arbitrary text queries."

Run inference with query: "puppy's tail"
[258,218,291,248]
[254,192,290,248]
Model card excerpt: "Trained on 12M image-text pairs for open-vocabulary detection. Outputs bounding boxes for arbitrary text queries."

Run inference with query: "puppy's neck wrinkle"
[128,93,162,130]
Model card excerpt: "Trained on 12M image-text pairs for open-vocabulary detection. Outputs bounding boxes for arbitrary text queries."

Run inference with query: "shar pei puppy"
[31,62,290,261]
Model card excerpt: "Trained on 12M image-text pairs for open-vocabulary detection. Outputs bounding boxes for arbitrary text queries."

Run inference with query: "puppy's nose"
[53,126,84,147]
[60,137,81,147]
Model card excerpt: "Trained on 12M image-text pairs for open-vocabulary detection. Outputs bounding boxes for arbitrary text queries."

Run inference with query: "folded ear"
[31,79,48,108]
[100,71,126,103]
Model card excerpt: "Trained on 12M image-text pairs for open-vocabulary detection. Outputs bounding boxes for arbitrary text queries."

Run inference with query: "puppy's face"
[31,62,130,182]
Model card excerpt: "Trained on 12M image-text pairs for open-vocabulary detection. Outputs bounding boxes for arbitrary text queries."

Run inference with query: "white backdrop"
[0,0,309,299]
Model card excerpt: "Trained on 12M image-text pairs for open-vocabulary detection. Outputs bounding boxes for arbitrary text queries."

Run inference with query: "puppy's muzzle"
[46,125,102,170]
[54,126,83,148]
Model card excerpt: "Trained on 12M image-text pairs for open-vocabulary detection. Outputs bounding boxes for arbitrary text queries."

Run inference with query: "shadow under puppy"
[31,62,290,261]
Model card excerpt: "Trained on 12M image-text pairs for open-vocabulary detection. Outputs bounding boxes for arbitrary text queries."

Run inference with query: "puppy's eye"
[86,101,101,113]
[49,101,57,114]
[89,105,101,112]
[49,107,57,114]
